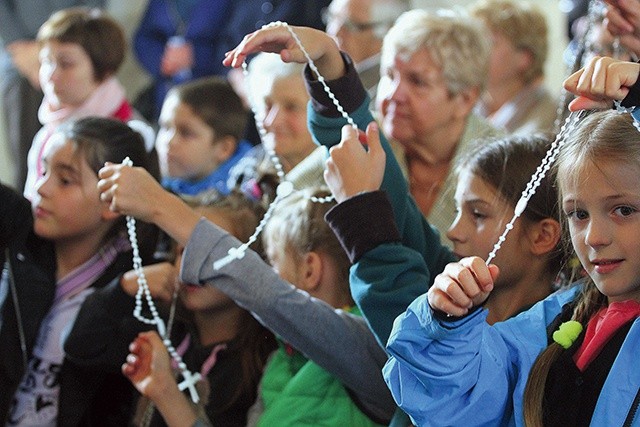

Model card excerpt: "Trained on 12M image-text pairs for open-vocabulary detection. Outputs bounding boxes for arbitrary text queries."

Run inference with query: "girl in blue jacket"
[385,56,640,427]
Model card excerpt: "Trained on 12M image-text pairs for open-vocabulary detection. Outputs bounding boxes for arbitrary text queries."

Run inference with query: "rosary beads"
[214,22,351,269]
[123,157,202,404]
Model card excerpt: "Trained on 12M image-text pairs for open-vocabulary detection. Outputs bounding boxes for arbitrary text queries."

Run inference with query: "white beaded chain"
[122,157,202,404]
[213,22,352,269]
[614,100,640,132]
[485,110,585,265]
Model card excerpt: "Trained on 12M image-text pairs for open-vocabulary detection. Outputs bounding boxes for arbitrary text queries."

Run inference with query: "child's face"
[39,40,100,109]
[447,169,530,287]
[562,160,640,303]
[32,138,111,243]
[178,208,236,312]
[260,75,315,161]
[156,95,221,181]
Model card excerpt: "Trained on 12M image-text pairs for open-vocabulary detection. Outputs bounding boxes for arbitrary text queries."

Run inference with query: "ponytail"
[522,282,606,425]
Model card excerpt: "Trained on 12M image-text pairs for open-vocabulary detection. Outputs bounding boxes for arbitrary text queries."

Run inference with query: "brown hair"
[167,76,248,142]
[455,134,568,276]
[37,7,126,81]
[522,110,638,425]
[60,116,158,258]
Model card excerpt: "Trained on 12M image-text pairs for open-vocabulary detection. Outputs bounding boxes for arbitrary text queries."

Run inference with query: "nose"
[387,76,406,102]
[584,217,612,248]
[446,211,465,244]
[39,61,57,84]
[35,172,52,198]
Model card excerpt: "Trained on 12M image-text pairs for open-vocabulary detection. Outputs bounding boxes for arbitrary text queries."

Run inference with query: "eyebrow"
[49,161,81,178]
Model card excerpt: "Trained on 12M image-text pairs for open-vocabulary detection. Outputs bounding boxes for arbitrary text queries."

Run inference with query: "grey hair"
[381,8,491,94]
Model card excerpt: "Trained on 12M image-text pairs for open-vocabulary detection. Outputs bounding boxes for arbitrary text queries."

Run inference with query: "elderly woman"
[375,9,501,238]
[470,0,558,135]
[228,52,327,199]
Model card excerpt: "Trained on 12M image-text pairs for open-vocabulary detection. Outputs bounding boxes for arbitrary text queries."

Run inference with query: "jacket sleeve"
[180,218,396,423]
[383,286,581,426]
[63,277,154,370]
[305,54,457,344]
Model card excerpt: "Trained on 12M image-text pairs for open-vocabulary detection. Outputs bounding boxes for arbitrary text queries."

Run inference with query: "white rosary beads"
[485,110,585,265]
[122,157,202,404]
[214,22,353,270]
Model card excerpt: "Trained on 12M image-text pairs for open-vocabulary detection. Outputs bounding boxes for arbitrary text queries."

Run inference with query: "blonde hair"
[381,9,491,95]
[523,110,640,425]
[471,0,548,84]
[262,187,350,287]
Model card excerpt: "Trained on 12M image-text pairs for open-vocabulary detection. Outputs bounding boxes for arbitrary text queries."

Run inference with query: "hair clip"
[552,320,583,349]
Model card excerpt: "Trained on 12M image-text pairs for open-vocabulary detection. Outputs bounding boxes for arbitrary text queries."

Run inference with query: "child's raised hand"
[122,331,175,400]
[222,25,345,80]
[98,164,167,223]
[121,262,178,302]
[427,256,499,318]
[563,56,640,111]
[324,122,385,203]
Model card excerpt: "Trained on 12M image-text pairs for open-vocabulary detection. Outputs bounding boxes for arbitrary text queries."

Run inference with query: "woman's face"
[39,40,101,109]
[379,48,461,149]
[259,74,316,169]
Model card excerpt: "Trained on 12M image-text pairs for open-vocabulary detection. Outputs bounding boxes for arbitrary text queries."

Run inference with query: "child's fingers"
[427,289,469,318]
[97,163,116,179]
[459,256,494,294]
[340,124,359,145]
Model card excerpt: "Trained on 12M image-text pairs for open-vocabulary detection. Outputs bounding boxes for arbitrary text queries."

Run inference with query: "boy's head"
[156,76,248,181]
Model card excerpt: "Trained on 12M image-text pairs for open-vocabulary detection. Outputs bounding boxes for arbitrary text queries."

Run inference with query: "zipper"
[5,248,28,371]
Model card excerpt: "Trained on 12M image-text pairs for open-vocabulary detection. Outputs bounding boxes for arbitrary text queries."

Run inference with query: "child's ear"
[298,251,323,293]
[212,136,237,162]
[529,218,561,256]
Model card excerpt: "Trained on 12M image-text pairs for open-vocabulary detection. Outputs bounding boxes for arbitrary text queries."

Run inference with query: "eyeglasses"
[322,9,387,33]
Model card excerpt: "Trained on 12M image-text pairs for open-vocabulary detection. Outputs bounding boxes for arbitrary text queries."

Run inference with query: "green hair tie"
[552,321,583,349]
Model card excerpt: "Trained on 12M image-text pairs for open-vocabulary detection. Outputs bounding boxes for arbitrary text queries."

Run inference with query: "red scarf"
[574,300,640,371]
